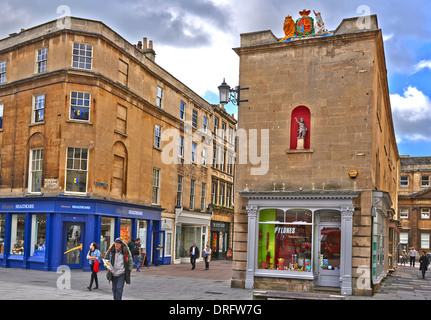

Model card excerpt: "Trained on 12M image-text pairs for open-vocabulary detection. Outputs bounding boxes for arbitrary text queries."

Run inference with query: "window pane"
[0,214,5,254]
[11,215,26,255]
[30,214,46,257]
[258,223,312,271]
[100,217,115,258]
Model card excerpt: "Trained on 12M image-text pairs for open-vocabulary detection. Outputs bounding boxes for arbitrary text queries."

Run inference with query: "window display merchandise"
[258,209,312,271]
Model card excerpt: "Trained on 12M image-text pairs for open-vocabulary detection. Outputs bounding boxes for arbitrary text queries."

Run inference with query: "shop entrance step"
[253,290,345,300]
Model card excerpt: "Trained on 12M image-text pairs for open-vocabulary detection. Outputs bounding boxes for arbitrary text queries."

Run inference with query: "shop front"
[241,191,357,295]
[174,208,211,263]
[0,196,163,271]
[210,221,230,260]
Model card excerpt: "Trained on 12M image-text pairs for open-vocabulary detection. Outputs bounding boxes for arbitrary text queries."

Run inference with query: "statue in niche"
[295,117,307,139]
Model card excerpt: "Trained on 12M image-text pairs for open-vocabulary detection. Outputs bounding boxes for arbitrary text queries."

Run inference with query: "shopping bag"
[94,260,99,273]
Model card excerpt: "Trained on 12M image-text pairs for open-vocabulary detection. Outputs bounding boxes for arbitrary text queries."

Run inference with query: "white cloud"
[413,59,431,73]
[390,86,431,142]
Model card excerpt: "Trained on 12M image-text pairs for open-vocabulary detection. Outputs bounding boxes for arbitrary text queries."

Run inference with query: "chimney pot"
[137,41,142,49]
[143,37,148,49]
[149,40,153,49]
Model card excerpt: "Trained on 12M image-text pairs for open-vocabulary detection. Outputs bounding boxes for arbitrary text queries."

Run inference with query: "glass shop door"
[63,222,85,269]
[317,225,341,287]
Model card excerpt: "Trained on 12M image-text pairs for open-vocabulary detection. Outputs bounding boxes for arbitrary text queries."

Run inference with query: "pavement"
[1,260,431,301]
[0,259,253,300]
[355,263,431,300]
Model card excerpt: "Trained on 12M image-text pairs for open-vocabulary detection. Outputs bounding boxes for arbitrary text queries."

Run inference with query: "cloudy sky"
[1,0,430,157]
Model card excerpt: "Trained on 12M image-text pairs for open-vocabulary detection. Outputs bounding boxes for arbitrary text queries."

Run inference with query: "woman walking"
[203,243,212,270]
[87,242,101,290]
[419,251,429,279]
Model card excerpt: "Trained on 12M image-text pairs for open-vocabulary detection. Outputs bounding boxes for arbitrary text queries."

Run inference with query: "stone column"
[245,205,258,289]
[340,206,354,295]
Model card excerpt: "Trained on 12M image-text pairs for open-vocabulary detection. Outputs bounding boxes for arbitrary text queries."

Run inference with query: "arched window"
[290,106,311,150]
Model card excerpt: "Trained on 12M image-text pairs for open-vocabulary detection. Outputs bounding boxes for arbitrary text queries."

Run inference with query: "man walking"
[408,247,418,267]
[105,237,133,300]
[190,242,199,270]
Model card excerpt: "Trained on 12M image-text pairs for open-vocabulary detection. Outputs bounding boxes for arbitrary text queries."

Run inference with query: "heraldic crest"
[279,9,330,42]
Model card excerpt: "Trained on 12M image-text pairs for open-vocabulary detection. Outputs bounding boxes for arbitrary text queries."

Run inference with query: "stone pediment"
[399,187,431,200]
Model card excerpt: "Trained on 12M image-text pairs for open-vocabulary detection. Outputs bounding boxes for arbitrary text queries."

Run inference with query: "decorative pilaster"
[245,205,258,289]
[340,206,354,295]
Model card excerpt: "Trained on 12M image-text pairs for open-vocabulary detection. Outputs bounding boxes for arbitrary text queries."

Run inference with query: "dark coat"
[106,242,133,284]
[190,245,200,257]
[419,255,429,271]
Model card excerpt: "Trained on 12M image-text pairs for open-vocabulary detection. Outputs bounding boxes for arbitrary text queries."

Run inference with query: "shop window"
[120,218,132,243]
[290,106,311,150]
[10,214,26,255]
[100,217,115,258]
[0,214,5,254]
[30,214,46,257]
[136,220,147,254]
[372,211,386,282]
[258,209,312,271]
[165,231,172,257]
[65,147,88,193]
[421,233,430,249]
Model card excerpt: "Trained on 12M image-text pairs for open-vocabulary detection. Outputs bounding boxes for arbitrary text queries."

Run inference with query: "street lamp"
[218,78,248,106]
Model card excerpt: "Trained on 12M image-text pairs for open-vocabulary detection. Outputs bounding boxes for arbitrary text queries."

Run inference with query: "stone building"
[398,156,431,255]
[230,13,399,296]
[0,17,235,271]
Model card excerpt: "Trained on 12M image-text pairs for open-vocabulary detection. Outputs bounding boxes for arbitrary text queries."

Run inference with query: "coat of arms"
[279,9,330,42]
[295,9,314,37]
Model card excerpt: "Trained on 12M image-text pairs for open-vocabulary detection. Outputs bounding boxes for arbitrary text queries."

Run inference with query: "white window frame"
[400,232,408,244]
[156,87,163,107]
[201,183,206,212]
[0,61,6,84]
[32,94,45,123]
[191,142,197,163]
[203,116,207,133]
[65,147,88,194]
[190,180,195,210]
[399,208,409,219]
[36,48,48,73]
[152,168,161,205]
[421,233,430,249]
[421,208,430,219]
[176,175,183,207]
[154,125,162,149]
[70,91,91,122]
[421,175,430,187]
[72,43,93,70]
[180,101,185,120]
[28,148,43,193]
[400,176,409,187]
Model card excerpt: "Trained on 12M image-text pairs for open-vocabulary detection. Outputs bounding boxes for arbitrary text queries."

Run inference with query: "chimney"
[137,41,142,49]
[143,37,148,49]
[140,37,156,62]
[149,40,153,50]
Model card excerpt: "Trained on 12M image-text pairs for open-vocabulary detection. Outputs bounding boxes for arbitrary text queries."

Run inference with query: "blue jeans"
[111,273,125,300]
[133,255,140,271]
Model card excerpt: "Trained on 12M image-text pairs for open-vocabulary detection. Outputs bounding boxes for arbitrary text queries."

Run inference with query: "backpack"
[132,243,140,255]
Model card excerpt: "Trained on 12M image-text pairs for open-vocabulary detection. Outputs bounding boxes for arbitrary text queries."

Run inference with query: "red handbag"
[94,260,99,273]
